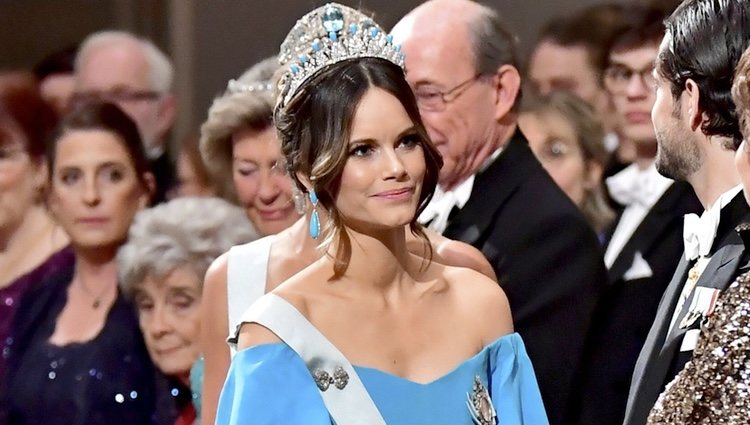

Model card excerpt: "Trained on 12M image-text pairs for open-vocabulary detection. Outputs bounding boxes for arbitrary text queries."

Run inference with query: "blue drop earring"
[309,190,321,240]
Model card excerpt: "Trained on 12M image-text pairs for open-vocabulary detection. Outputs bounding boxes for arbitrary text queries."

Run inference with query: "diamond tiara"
[226,79,274,94]
[276,3,405,110]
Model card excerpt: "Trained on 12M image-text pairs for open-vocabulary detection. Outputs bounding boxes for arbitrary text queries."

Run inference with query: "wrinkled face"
[172,150,213,198]
[606,44,659,145]
[399,28,497,189]
[49,129,149,251]
[652,38,701,181]
[0,120,44,237]
[134,266,202,384]
[335,87,426,232]
[519,111,590,205]
[39,74,76,115]
[75,44,170,152]
[232,126,297,235]
[529,41,605,107]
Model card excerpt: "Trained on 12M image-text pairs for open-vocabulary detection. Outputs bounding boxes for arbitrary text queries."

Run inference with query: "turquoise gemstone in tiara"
[322,5,344,33]
[277,3,405,111]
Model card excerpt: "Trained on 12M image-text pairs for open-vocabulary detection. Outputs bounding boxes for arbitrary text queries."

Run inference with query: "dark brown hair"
[534,4,627,79]
[657,0,750,150]
[275,57,443,277]
[47,101,152,190]
[0,84,57,160]
[608,7,666,53]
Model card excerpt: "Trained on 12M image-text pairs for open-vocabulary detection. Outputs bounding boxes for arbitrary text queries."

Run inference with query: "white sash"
[237,293,386,425]
[226,235,275,353]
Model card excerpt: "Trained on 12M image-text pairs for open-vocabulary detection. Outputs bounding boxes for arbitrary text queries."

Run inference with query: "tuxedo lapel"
[665,233,744,343]
[624,257,690,424]
[634,257,690,381]
[607,183,688,283]
[624,191,750,425]
[443,130,537,245]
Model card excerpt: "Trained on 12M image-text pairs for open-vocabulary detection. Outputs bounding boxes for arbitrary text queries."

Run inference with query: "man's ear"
[491,64,521,122]
[157,93,177,139]
[684,78,703,132]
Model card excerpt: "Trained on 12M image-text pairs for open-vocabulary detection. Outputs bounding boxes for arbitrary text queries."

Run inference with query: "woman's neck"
[0,205,51,251]
[0,206,67,287]
[328,225,415,294]
[74,246,118,281]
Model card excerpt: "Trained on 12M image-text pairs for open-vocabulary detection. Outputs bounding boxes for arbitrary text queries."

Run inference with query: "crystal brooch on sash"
[467,375,497,424]
[313,366,349,391]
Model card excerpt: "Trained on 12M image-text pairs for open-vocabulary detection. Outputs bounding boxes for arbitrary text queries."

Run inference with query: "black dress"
[1,262,158,425]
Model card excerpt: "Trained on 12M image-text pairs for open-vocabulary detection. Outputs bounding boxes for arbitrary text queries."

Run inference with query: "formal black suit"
[572,182,701,425]
[623,191,750,425]
[443,130,608,425]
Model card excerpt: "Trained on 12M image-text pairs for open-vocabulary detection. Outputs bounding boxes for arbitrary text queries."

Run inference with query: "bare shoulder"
[419,228,497,281]
[236,322,283,350]
[436,239,497,281]
[203,251,229,295]
[235,262,326,351]
[441,265,513,343]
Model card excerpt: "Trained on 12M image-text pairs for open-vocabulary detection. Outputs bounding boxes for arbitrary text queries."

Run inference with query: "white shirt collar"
[606,163,674,208]
[683,184,742,260]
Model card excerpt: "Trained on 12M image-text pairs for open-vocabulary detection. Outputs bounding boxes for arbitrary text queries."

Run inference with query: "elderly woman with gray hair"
[117,197,256,425]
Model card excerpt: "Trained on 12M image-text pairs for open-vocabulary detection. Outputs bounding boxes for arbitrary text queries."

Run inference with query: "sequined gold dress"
[648,263,750,423]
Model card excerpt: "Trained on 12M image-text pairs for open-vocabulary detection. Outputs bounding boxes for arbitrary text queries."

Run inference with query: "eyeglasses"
[71,89,162,106]
[413,74,485,112]
[604,65,656,93]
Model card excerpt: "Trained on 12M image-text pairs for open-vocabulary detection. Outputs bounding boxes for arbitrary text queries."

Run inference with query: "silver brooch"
[467,375,497,425]
[312,366,349,391]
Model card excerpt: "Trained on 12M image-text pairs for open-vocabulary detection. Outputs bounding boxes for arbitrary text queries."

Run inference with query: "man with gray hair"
[392,1,607,424]
[74,30,176,203]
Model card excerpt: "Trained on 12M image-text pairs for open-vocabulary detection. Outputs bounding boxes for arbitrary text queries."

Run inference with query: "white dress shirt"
[418,175,475,233]
[604,163,675,268]
[667,184,743,334]
[418,148,504,234]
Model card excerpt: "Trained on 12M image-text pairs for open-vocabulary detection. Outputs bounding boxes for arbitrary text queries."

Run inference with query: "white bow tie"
[683,209,721,261]
[606,169,655,207]
[419,191,459,233]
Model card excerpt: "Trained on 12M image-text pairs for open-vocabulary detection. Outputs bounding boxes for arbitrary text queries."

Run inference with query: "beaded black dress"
[1,262,158,425]
[648,224,750,423]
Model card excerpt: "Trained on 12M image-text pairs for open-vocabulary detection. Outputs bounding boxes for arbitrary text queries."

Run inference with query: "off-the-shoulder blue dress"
[217,332,548,424]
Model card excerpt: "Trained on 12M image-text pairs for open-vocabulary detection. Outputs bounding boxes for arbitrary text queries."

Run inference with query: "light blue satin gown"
[216,332,548,424]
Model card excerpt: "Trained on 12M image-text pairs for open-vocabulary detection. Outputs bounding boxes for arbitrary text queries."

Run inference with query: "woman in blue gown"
[216,3,549,424]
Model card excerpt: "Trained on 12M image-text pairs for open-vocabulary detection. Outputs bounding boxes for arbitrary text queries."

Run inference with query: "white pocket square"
[623,252,653,280]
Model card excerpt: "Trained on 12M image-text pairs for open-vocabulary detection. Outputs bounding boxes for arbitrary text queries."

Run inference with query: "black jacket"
[623,191,750,425]
[573,181,701,425]
[443,130,608,425]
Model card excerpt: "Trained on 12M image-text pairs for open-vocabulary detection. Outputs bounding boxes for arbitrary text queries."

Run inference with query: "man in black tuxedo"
[572,8,701,425]
[623,2,750,424]
[74,30,176,203]
[392,2,607,424]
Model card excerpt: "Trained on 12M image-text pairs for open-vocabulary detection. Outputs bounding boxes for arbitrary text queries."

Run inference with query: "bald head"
[393,0,481,70]
[391,0,521,188]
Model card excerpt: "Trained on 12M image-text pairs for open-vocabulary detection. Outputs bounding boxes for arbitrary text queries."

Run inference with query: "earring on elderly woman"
[292,186,307,215]
[309,190,321,239]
